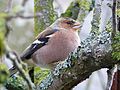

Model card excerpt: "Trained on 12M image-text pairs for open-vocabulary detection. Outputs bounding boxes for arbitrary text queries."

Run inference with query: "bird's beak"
[73,22,81,29]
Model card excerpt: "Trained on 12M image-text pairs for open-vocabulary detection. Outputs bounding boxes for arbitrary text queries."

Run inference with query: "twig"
[3,1,35,89]
[106,66,117,90]
[117,17,120,32]
[22,0,29,6]
[5,21,13,38]
[6,51,36,90]
[5,13,42,20]
[4,13,41,37]
[4,0,13,38]
[112,0,117,38]
[5,0,13,13]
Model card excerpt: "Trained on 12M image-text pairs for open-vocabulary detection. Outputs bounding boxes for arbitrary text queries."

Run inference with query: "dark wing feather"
[20,37,49,60]
[20,29,59,60]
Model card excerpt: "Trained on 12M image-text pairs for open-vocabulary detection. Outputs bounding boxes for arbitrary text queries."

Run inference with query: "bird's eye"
[66,21,75,25]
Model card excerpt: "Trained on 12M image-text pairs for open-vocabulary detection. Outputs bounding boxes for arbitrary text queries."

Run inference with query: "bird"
[20,17,81,69]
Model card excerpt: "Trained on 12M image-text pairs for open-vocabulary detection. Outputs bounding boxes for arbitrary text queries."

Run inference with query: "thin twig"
[5,0,13,13]
[5,21,13,38]
[3,1,35,89]
[5,13,42,20]
[6,51,36,90]
[112,0,117,38]
[22,0,29,6]
[4,0,13,38]
[4,13,41,37]
[117,17,120,32]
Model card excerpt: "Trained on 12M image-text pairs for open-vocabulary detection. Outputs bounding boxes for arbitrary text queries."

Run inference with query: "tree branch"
[5,13,42,20]
[112,0,117,38]
[37,30,117,90]
[6,51,36,90]
[34,0,57,35]
[22,0,29,6]
[36,0,117,90]
[5,0,13,13]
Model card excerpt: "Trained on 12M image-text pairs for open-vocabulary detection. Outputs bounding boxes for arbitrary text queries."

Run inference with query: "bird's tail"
[9,37,49,76]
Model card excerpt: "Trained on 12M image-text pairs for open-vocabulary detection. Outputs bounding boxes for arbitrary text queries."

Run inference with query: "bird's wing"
[20,28,59,60]
[35,27,59,39]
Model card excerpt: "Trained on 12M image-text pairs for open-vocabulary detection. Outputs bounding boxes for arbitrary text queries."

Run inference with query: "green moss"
[0,17,6,56]
[0,32,4,56]
[34,67,49,85]
[117,9,120,17]
[61,0,91,20]
[112,32,120,60]
[34,0,56,35]
[79,0,91,11]
[0,64,9,84]
[0,17,6,32]
[61,1,80,20]
[5,76,29,90]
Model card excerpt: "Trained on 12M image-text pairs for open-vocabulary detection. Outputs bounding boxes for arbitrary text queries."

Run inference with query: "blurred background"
[0,0,107,90]
[0,0,34,54]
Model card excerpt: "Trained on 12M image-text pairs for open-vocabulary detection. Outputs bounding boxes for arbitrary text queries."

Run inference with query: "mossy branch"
[34,0,57,35]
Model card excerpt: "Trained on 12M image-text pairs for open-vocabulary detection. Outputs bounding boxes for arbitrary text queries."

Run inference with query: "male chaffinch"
[21,17,81,68]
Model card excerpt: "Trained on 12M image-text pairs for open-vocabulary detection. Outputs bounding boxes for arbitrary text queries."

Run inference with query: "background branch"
[112,0,117,38]
[5,13,42,20]
[6,51,35,90]
[34,0,57,35]
[22,0,29,6]
[5,0,13,13]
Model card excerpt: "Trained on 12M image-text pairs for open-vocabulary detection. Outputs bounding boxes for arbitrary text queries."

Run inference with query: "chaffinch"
[21,17,81,68]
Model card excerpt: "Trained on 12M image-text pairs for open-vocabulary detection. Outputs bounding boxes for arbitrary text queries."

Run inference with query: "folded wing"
[20,29,59,60]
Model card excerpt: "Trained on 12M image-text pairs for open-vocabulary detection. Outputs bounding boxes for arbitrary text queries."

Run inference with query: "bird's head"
[51,17,81,31]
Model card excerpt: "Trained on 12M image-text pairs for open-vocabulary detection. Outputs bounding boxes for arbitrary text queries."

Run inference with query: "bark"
[34,0,57,35]
[111,1,120,90]
[90,0,101,34]
[60,0,80,20]
[112,0,117,38]
[60,0,91,22]
[37,30,118,90]
[100,0,112,32]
